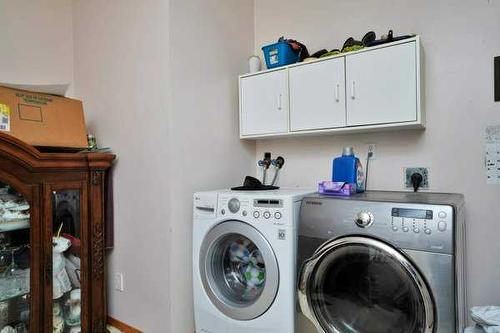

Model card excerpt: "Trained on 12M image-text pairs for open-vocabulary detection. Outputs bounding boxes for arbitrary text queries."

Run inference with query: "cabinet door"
[44,183,88,333]
[346,42,417,126]
[289,58,346,131]
[0,179,40,333]
[240,70,288,136]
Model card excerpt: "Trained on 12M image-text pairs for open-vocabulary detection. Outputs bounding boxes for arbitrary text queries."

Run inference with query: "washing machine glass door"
[299,236,434,333]
[200,220,279,321]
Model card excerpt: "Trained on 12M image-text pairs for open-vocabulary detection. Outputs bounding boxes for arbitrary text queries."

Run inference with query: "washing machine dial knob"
[228,198,240,214]
[354,211,374,228]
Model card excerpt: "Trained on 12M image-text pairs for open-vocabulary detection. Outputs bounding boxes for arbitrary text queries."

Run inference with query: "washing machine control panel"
[218,196,286,225]
[251,199,285,224]
[219,196,250,218]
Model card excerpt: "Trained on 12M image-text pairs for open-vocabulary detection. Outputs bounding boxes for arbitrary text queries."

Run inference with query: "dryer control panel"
[389,207,450,236]
[301,196,457,255]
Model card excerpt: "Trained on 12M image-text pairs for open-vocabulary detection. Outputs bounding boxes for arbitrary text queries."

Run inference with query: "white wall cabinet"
[346,41,417,126]
[239,37,423,139]
[239,69,288,136]
[289,57,346,131]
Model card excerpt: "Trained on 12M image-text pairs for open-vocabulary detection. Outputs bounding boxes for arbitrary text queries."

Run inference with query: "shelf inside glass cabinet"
[0,183,31,332]
[0,291,29,304]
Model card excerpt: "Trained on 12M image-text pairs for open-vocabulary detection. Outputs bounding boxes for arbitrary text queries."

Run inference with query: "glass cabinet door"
[0,182,31,332]
[50,188,85,333]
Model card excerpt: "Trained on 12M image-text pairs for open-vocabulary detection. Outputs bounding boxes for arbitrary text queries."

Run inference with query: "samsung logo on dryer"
[304,201,323,206]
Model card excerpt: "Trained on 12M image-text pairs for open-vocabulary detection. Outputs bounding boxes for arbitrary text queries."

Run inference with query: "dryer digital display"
[392,208,433,220]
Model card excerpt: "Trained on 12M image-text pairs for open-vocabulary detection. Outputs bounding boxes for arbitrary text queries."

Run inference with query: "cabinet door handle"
[277,94,283,110]
[335,84,340,102]
[351,81,356,100]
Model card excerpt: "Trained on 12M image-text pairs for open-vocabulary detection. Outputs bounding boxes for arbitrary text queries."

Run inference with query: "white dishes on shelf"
[0,194,30,232]
[0,199,29,211]
[0,185,31,331]
[0,211,29,221]
[0,326,15,333]
[53,303,64,333]
[65,289,81,327]
[0,220,29,233]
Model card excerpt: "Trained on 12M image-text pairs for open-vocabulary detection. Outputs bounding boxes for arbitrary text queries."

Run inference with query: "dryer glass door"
[199,220,279,321]
[300,236,434,333]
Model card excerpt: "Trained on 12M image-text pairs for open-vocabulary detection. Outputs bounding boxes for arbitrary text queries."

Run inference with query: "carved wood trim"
[91,170,102,185]
[92,221,105,279]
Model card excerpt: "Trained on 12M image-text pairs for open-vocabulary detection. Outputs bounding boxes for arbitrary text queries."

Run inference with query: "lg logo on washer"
[278,229,286,240]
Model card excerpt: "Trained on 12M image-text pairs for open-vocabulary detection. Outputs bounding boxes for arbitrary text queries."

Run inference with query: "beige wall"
[254,0,500,309]
[73,0,255,331]
[168,0,255,331]
[72,0,172,331]
[6,0,499,330]
[0,0,74,91]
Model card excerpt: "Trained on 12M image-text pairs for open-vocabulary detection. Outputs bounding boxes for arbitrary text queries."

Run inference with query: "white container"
[248,56,261,73]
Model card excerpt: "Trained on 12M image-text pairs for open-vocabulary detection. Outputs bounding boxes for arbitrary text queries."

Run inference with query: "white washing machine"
[193,189,314,333]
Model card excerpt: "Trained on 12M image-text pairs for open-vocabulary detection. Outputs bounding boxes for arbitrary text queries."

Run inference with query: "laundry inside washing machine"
[217,234,267,302]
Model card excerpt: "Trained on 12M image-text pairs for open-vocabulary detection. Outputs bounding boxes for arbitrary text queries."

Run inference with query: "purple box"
[318,181,356,196]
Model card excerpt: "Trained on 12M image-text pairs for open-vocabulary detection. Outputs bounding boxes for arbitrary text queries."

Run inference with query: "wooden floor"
[108,317,142,333]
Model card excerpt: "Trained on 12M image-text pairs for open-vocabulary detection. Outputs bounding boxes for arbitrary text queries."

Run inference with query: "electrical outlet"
[404,167,429,190]
[114,272,124,292]
[366,143,376,160]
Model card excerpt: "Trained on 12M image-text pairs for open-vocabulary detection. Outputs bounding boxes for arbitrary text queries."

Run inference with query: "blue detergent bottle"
[332,147,365,192]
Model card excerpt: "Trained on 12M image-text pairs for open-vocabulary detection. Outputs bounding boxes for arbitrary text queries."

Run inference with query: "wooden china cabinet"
[0,133,115,332]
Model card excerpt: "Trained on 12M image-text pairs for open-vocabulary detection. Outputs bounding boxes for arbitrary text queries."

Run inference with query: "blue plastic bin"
[262,41,299,69]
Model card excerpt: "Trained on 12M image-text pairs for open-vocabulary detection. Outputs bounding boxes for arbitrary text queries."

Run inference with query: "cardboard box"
[0,86,88,148]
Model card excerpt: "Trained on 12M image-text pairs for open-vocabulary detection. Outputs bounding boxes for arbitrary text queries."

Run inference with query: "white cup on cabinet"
[248,56,261,73]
